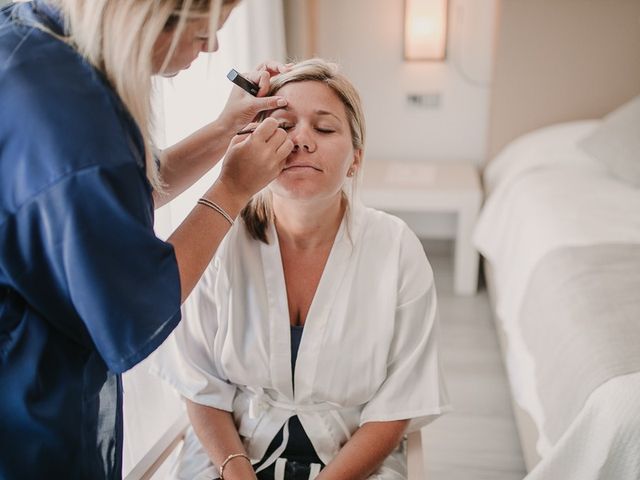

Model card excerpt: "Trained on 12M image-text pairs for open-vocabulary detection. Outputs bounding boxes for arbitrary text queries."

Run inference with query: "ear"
[351,148,363,172]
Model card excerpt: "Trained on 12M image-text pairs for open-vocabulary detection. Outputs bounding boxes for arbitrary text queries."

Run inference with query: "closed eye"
[274,122,336,134]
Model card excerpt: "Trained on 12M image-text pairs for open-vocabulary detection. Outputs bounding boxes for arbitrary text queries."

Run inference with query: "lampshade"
[404,0,449,61]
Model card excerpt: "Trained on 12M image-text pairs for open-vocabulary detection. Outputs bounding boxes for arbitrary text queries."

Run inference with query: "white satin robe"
[151,202,450,479]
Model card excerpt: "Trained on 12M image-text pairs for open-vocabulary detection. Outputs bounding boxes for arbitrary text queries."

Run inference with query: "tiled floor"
[420,247,527,480]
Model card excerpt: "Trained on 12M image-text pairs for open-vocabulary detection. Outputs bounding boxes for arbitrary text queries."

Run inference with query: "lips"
[282,163,323,172]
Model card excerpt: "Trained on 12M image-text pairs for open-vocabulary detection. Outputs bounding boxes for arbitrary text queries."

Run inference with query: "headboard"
[487,0,640,160]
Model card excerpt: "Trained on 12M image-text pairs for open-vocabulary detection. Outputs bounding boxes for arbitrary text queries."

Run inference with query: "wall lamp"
[404,0,449,61]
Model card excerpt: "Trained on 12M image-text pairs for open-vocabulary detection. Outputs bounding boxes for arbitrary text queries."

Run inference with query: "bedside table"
[361,161,483,295]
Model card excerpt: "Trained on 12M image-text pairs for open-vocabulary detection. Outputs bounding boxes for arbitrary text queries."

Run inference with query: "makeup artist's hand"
[218,61,294,134]
[216,117,293,201]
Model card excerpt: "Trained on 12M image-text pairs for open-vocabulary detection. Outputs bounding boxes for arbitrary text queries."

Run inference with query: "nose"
[290,125,316,153]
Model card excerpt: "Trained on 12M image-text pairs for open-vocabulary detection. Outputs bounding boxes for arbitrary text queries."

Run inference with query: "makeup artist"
[0,0,293,478]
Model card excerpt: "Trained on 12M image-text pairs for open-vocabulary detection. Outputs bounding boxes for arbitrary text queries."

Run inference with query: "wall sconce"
[404,0,449,61]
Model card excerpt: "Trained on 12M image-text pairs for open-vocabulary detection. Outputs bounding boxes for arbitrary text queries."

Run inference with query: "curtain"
[122,0,286,476]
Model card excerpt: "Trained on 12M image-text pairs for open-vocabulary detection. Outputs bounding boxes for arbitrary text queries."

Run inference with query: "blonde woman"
[153,59,450,480]
[0,0,294,478]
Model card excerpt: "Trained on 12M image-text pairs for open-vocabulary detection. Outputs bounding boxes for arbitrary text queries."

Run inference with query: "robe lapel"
[260,223,294,399]
[259,205,363,403]
[294,207,361,402]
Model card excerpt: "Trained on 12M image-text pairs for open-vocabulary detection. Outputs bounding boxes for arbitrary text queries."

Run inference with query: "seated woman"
[152,58,450,480]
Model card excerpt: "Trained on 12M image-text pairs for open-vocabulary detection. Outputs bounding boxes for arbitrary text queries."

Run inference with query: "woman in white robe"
[151,58,450,480]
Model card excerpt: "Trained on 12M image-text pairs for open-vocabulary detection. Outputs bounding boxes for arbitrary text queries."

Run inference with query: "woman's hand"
[154,61,292,208]
[162,63,293,302]
[185,400,258,480]
[316,420,409,480]
[218,61,293,134]
[215,117,293,203]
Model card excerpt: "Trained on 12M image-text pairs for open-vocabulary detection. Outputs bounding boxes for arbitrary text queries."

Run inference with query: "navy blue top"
[0,2,181,478]
[259,325,323,466]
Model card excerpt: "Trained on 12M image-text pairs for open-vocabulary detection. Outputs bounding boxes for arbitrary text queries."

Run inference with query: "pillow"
[578,94,640,187]
[484,120,602,194]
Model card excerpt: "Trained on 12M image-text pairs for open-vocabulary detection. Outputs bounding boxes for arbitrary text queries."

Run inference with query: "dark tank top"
[258,325,323,465]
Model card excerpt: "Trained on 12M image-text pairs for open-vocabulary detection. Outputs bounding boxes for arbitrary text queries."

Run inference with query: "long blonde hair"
[48,0,228,190]
[241,58,367,243]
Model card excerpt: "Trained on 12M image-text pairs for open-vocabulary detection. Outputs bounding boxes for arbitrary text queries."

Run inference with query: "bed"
[476,1,640,477]
[475,118,640,478]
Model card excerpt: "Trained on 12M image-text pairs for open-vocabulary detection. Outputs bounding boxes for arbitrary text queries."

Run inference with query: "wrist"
[214,113,241,140]
[219,453,254,480]
[204,179,251,220]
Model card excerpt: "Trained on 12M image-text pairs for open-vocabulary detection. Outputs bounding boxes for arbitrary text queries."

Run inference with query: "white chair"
[124,413,426,480]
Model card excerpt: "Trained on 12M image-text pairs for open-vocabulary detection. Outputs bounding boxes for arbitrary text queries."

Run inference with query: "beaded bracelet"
[219,453,251,479]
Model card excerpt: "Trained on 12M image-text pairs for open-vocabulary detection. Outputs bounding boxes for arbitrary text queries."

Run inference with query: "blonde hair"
[241,58,367,243]
[47,0,231,190]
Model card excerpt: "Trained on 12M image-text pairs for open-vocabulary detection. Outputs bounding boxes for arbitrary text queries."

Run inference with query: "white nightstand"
[361,161,483,295]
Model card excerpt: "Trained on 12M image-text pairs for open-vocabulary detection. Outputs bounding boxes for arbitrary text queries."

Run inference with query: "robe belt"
[242,386,338,419]
[274,457,322,480]
[240,387,352,479]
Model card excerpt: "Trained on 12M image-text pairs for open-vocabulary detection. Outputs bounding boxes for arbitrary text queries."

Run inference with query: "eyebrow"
[272,106,341,122]
[315,110,342,122]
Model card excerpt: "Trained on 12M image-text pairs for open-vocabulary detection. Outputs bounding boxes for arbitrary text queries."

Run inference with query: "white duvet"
[473,120,640,455]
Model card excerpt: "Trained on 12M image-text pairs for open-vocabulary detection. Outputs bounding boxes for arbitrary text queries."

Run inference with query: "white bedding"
[525,372,640,480]
[473,120,640,455]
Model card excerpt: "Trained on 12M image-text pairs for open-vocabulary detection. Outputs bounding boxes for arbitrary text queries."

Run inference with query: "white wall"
[310,0,497,237]
[313,0,496,165]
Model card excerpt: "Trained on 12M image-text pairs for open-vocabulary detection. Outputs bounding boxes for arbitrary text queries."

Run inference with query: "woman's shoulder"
[1,14,140,171]
[0,25,146,212]
[357,205,434,294]
[357,205,420,246]
[3,31,120,124]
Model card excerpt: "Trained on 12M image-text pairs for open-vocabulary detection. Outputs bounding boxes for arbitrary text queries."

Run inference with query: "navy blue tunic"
[0,2,182,478]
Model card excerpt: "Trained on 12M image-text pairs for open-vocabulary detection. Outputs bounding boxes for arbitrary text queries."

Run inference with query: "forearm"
[167,180,248,303]
[155,119,235,208]
[185,399,256,480]
[166,117,292,303]
[317,420,409,480]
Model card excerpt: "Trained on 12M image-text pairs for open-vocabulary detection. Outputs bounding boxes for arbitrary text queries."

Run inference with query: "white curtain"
[122,1,286,476]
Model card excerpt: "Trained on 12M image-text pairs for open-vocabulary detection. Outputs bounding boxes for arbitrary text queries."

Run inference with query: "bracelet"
[197,198,234,227]
[219,453,251,479]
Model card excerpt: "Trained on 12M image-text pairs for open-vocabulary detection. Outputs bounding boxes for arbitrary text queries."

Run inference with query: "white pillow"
[579,95,640,187]
[484,120,602,194]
